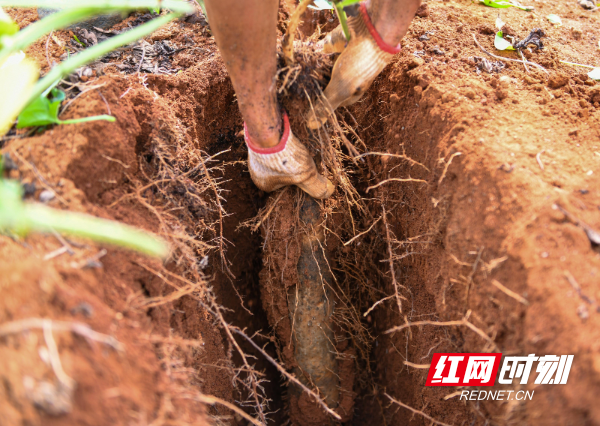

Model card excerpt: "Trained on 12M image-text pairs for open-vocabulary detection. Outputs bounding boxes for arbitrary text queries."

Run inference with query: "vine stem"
[28,13,181,106]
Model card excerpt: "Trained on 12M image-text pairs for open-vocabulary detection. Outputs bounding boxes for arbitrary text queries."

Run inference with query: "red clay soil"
[2,1,600,425]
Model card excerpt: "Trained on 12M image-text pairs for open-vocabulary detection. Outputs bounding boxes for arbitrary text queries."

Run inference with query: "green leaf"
[494,31,515,51]
[337,0,362,7]
[546,14,562,25]
[589,68,600,81]
[16,90,61,128]
[72,33,84,46]
[308,0,333,10]
[481,0,533,11]
[17,88,114,128]
[483,0,512,8]
[0,7,19,37]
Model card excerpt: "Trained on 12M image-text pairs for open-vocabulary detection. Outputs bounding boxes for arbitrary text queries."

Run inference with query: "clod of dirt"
[548,73,570,89]
[572,28,583,40]
[589,87,600,103]
[578,0,599,11]
[463,88,476,99]
[496,87,510,100]
[415,3,429,18]
[477,24,496,35]
[472,56,505,74]
[409,56,425,69]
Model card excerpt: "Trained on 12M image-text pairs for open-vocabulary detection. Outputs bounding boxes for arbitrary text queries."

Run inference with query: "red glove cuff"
[244,112,290,154]
[359,2,402,54]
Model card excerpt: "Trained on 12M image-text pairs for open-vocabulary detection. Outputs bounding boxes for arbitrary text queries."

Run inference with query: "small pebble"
[39,190,55,203]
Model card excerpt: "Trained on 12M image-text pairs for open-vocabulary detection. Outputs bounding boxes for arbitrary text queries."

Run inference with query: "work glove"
[317,24,346,54]
[308,2,401,129]
[245,113,335,199]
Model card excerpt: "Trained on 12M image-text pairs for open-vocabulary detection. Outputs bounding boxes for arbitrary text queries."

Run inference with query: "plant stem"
[559,60,594,69]
[0,180,168,258]
[0,0,193,12]
[0,1,193,62]
[23,204,169,258]
[28,13,179,106]
[24,202,169,258]
[1,9,112,62]
[332,1,351,41]
[59,114,115,124]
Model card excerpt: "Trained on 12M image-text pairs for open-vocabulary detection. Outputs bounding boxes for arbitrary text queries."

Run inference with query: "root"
[232,327,342,421]
[282,0,313,66]
[195,394,263,426]
[381,202,406,315]
[491,279,529,306]
[438,151,462,185]
[366,177,428,193]
[136,264,270,424]
[357,151,429,172]
[385,393,452,426]
[0,318,124,351]
[384,310,499,352]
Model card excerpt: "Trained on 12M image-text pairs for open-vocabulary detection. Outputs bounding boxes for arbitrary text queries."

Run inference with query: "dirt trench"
[3,1,600,425]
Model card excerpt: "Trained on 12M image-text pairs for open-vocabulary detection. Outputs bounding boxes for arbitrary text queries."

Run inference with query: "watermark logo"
[498,354,574,385]
[426,353,574,387]
[425,353,502,386]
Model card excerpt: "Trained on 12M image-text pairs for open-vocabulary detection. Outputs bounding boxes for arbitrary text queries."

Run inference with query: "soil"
[2,1,600,425]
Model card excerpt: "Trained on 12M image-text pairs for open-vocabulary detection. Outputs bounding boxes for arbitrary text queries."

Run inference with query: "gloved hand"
[246,113,335,199]
[317,24,346,54]
[308,2,401,129]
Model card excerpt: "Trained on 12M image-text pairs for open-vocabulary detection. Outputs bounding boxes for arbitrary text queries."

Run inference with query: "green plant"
[0,1,195,257]
[560,60,600,81]
[17,88,115,128]
[305,0,360,41]
[479,0,533,11]
[0,178,168,257]
[331,0,361,41]
[494,31,515,51]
